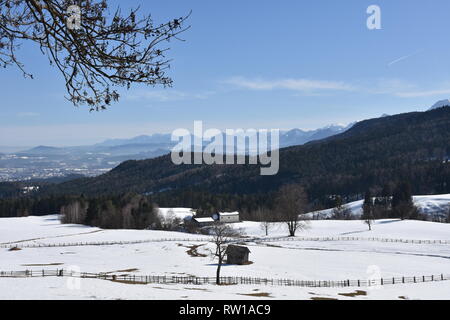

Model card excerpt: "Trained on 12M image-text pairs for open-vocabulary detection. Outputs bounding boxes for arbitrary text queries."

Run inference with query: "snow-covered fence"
[1,269,450,288]
[0,237,214,249]
[239,236,450,245]
[1,235,449,249]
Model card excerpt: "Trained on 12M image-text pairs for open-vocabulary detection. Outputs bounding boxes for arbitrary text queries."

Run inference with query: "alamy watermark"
[170,121,280,176]
[66,265,82,290]
[367,5,381,30]
[66,5,82,30]
[366,265,383,290]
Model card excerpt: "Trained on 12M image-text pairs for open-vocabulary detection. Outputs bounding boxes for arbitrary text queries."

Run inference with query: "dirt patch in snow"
[238,292,272,298]
[311,297,338,300]
[179,244,207,258]
[338,290,367,297]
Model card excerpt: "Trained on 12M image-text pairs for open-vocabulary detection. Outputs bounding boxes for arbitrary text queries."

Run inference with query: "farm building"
[192,217,215,227]
[213,212,240,223]
[225,245,250,265]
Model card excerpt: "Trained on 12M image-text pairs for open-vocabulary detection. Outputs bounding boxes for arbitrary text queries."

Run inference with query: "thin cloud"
[387,50,423,67]
[225,77,354,93]
[394,88,450,98]
[370,78,450,98]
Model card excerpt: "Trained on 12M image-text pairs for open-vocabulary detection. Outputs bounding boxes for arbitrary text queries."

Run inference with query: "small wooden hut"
[225,245,250,265]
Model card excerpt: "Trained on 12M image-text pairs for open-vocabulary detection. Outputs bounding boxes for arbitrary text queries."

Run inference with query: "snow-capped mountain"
[97,123,356,150]
[429,99,450,111]
[279,123,355,147]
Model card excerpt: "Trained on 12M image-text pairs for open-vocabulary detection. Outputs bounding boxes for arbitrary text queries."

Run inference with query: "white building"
[216,212,240,223]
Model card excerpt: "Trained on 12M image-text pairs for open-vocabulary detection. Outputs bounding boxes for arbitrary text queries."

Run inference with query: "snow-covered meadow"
[306,194,450,220]
[1,209,450,300]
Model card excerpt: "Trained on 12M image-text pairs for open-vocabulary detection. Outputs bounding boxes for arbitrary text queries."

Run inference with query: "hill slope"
[307,194,450,220]
[41,108,450,202]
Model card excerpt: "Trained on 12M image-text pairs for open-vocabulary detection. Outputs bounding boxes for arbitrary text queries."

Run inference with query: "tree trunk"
[288,222,296,237]
[216,257,222,285]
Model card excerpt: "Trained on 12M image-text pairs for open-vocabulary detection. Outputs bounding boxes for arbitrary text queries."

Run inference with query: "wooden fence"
[1,269,449,288]
[1,235,449,249]
[253,236,450,245]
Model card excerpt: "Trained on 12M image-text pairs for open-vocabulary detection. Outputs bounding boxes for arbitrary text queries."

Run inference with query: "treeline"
[0,182,24,199]
[1,180,449,231]
[362,182,420,220]
[60,193,162,229]
[0,192,186,230]
[0,195,75,217]
[327,182,422,221]
[362,182,450,223]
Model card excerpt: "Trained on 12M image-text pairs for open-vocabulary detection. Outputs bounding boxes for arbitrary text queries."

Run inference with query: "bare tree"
[60,197,88,224]
[362,190,375,231]
[159,208,181,231]
[209,222,242,285]
[0,0,190,110]
[255,207,275,236]
[276,184,309,237]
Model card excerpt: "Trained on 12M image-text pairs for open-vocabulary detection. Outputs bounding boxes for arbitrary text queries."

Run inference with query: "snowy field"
[1,214,450,300]
[307,194,450,220]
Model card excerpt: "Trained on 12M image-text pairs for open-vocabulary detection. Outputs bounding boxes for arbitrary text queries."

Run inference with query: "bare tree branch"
[0,0,190,111]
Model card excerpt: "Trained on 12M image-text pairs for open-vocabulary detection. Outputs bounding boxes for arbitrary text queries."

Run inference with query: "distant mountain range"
[40,107,450,204]
[20,123,354,154]
[0,123,354,181]
[3,99,448,183]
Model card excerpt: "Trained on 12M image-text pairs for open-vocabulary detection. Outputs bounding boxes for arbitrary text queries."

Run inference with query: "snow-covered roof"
[193,217,215,223]
[219,212,239,217]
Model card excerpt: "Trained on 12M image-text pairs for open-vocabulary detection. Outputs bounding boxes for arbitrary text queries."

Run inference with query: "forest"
[0,108,449,226]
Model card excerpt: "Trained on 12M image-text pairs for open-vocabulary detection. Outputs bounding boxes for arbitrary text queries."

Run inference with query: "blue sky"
[2,0,450,146]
